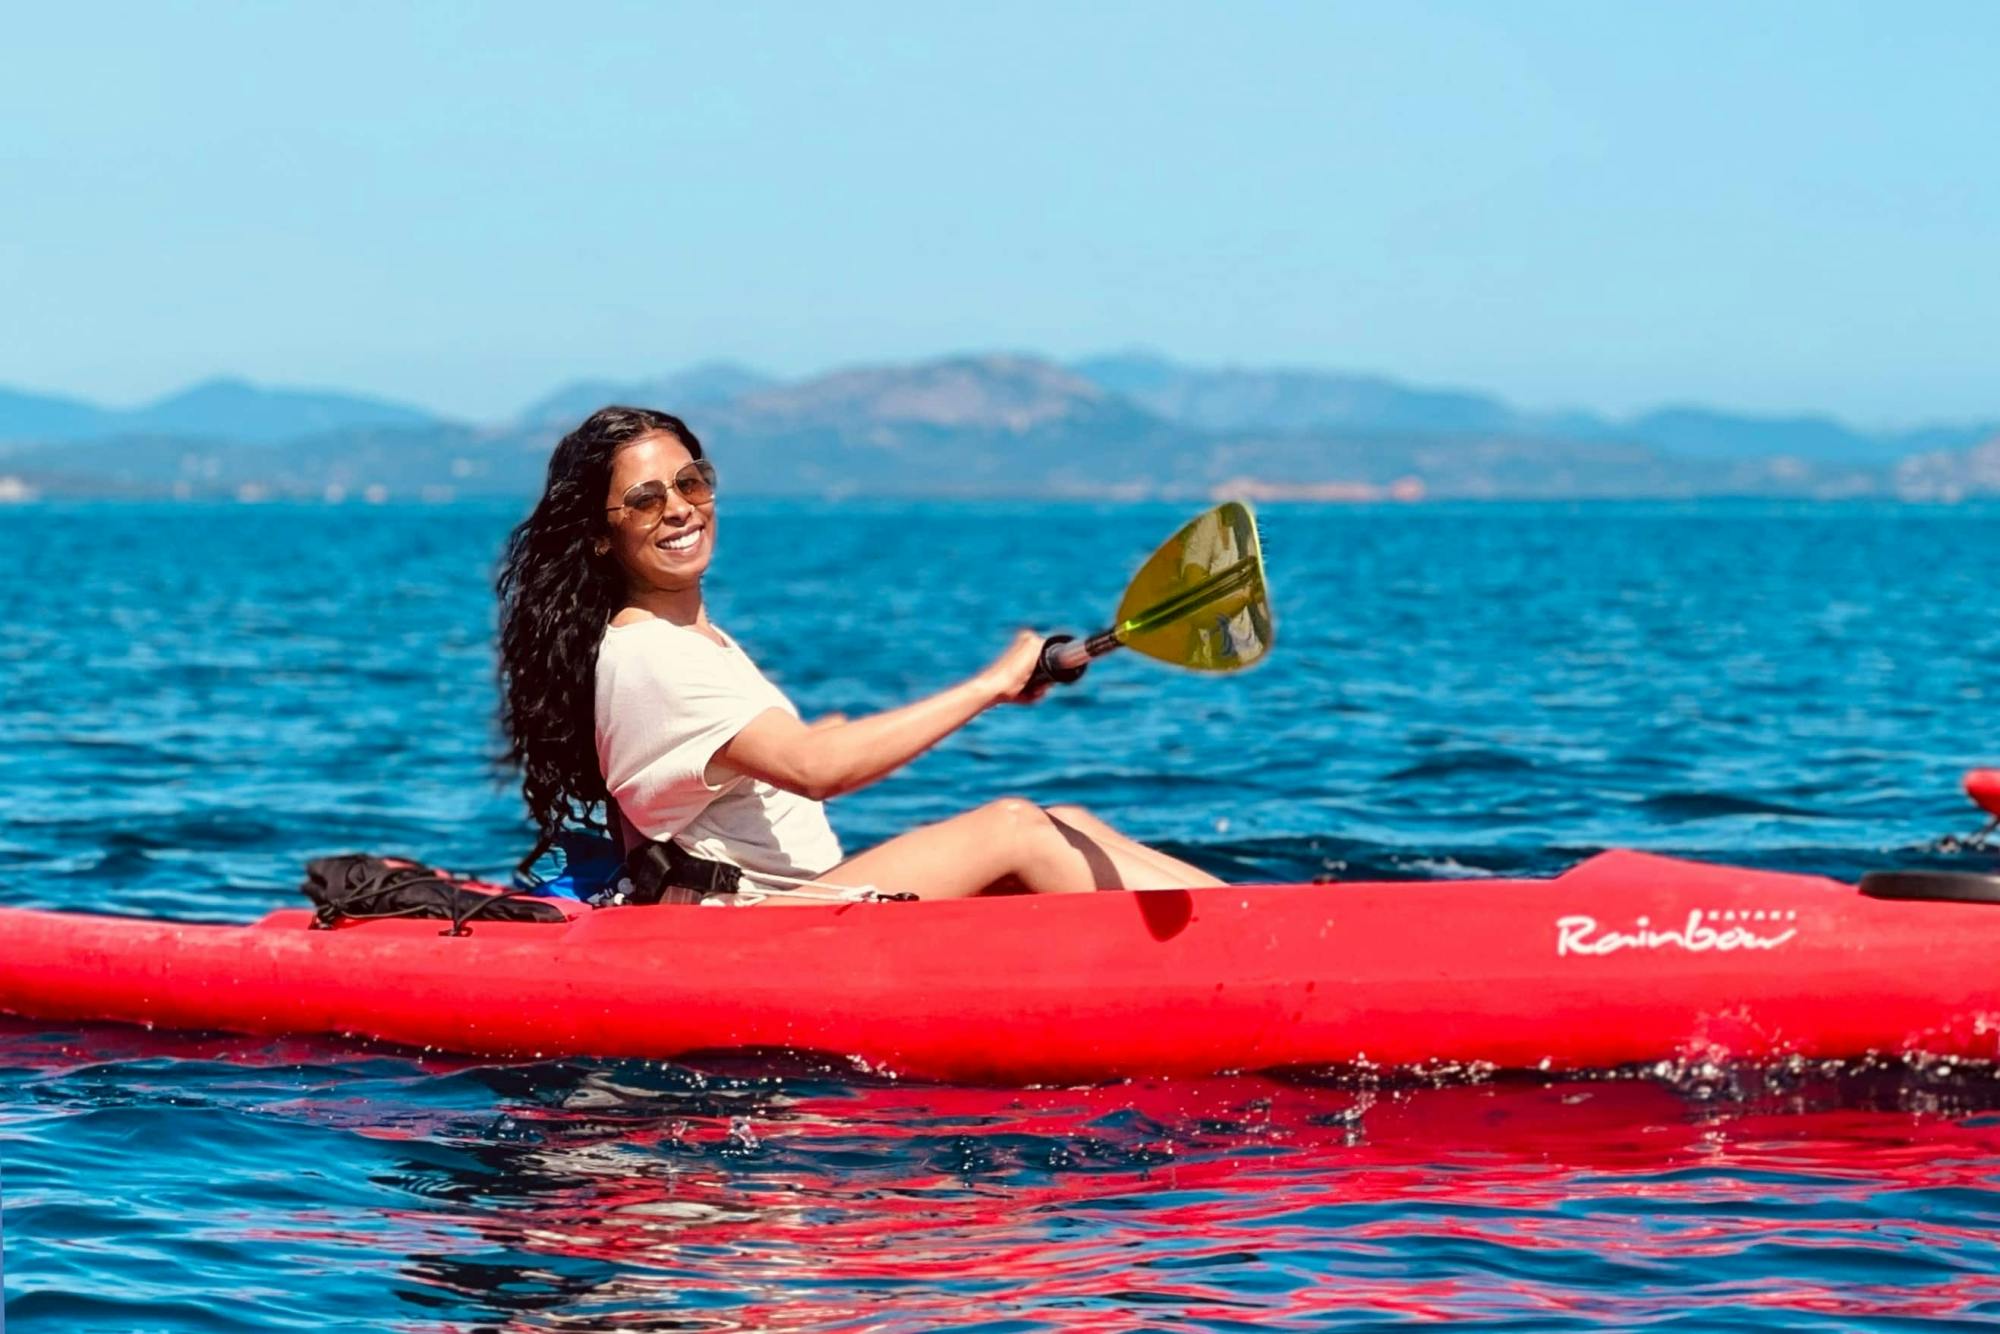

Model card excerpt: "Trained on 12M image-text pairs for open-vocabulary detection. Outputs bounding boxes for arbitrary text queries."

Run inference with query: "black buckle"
[622,840,743,906]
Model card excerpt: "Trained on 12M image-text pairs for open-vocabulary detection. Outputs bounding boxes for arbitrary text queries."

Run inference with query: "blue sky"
[3,2,1995,425]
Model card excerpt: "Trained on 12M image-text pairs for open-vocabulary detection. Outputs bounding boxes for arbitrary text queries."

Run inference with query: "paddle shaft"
[1027,629,1122,691]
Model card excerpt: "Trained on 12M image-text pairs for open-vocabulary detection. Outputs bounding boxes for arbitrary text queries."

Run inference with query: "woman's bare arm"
[715,631,1045,800]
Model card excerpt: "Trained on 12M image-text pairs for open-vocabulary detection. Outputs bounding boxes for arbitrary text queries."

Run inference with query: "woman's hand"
[976,629,1062,706]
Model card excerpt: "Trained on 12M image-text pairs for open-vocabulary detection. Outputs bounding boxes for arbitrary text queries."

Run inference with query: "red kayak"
[4,808,2000,1082]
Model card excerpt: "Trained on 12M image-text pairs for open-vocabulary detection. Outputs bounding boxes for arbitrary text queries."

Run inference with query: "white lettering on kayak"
[1556,909,1799,957]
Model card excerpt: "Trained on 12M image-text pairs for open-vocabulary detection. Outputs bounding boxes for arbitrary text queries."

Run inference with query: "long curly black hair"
[497,406,705,865]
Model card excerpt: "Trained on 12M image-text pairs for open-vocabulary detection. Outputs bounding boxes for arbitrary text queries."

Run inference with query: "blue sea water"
[2,498,1999,1331]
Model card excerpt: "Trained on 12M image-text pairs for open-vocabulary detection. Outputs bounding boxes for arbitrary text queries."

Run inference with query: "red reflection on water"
[11,1023,2000,1331]
[407,1074,2000,1331]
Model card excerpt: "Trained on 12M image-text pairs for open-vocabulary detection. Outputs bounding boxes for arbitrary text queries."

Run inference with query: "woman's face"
[602,433,716,593]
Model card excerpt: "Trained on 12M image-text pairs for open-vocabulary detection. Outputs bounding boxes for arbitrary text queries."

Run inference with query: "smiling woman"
[495,406,1227,904]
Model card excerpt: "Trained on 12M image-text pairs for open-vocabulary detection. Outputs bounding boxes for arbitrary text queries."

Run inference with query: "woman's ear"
[593,537,611,556]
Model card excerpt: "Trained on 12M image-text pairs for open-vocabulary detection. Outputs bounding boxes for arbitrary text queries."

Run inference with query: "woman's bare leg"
[1045,804,1227,888]
[802,798,1216,901]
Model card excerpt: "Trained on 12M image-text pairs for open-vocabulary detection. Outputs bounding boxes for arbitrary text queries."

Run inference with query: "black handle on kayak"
[1025,634,1089,693]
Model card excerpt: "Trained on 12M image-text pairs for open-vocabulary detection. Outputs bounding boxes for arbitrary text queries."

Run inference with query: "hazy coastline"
[4,353,1995,504]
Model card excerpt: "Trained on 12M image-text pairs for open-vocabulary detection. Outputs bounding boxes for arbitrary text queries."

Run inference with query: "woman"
[498,406,1226,902]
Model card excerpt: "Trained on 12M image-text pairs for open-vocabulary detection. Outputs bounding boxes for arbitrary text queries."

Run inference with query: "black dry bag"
[301,854,569,932]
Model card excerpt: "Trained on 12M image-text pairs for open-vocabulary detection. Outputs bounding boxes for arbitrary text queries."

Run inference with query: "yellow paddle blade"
[1111,501,1275,672]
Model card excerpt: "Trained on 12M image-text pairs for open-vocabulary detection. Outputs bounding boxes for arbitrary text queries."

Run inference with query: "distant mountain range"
[1,354,1995,501]
[1075,353,1993,466]
[514,362,777,434]
[0,376,437,446]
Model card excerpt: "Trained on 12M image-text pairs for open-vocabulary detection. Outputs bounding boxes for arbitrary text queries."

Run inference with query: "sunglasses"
[605,459,718,528]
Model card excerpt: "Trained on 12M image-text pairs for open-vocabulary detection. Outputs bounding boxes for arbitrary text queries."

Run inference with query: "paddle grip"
[1026,634,1090,692]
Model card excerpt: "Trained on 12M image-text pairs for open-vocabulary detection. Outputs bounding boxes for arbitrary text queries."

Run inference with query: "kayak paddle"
[1027,500,1275,691]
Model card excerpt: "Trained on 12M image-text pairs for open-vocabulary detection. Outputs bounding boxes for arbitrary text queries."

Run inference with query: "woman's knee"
[977,796,1046,830]
[1045,803,1092,825]
[964,799,1103,894]
[975,798,1076,863]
